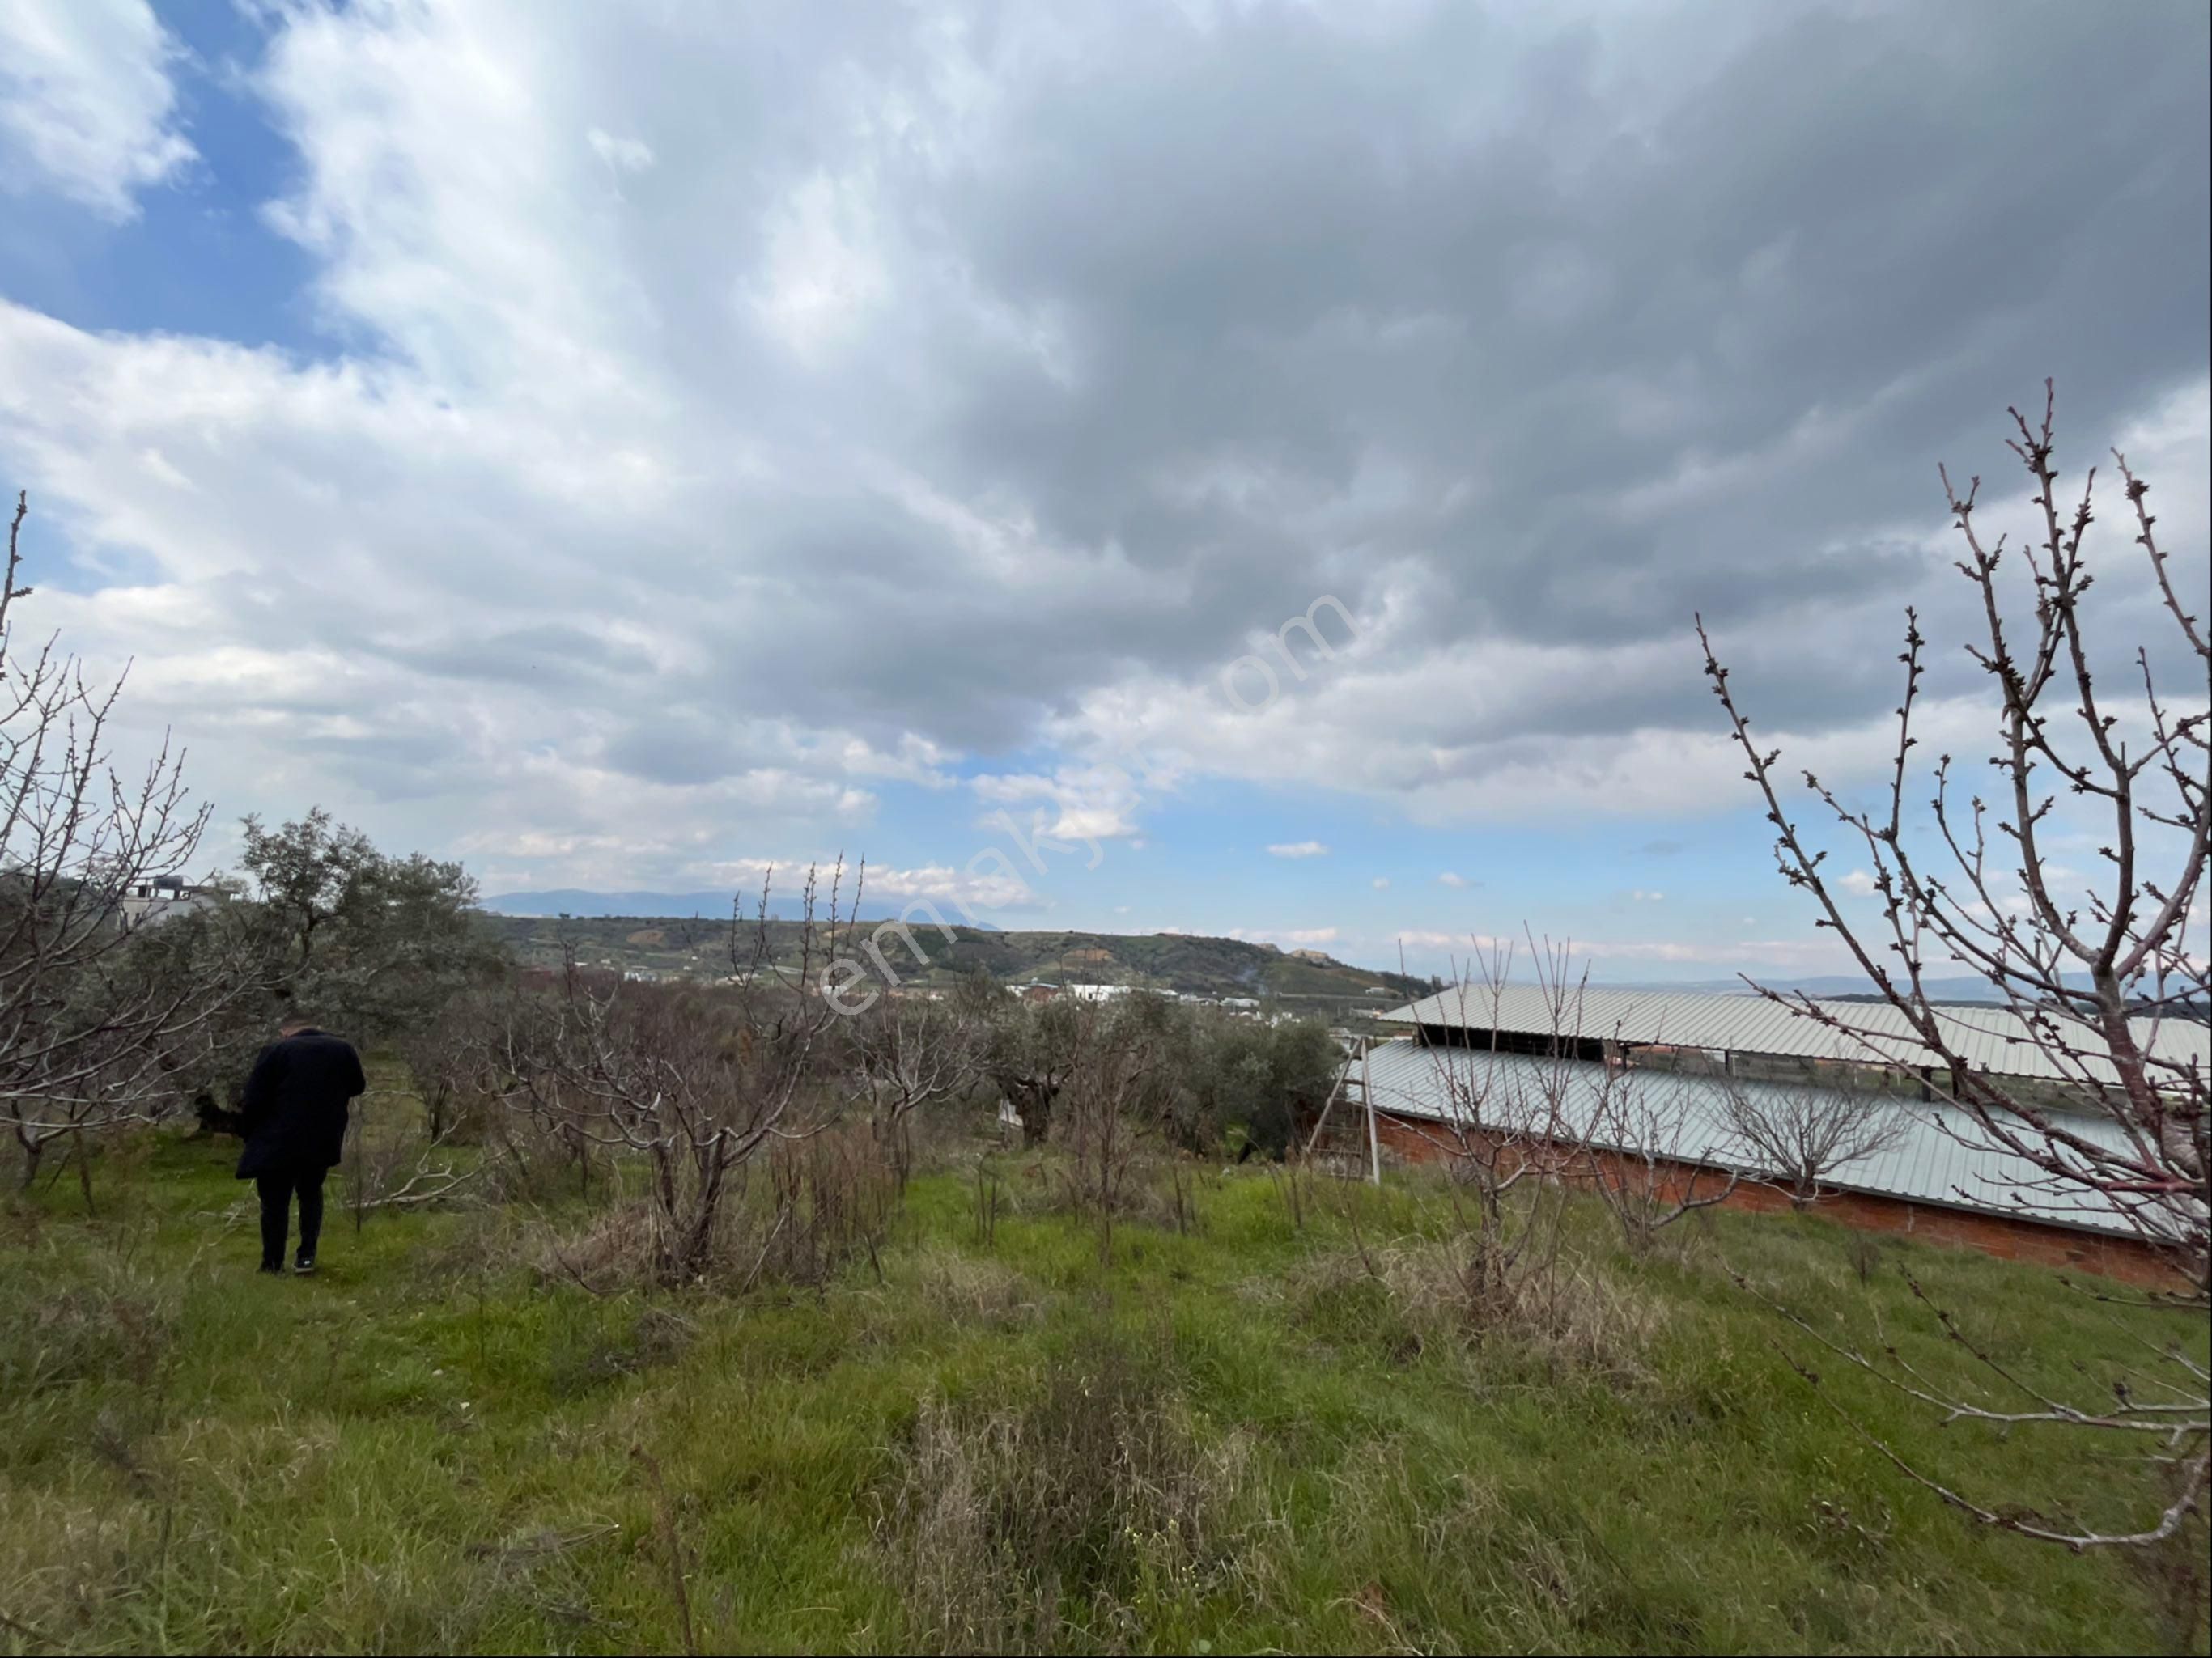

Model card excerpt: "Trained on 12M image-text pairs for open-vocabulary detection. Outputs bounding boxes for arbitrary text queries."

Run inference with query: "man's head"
[278,1014,317,1037]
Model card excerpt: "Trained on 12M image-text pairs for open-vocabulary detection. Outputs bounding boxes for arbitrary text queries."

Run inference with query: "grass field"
[2,1076,2206,1656]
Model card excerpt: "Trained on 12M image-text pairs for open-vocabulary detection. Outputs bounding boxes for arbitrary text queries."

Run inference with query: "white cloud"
[694,854,1042,921]
[748,169,889,358]
[971,765,1145,842]
[1839,868,1879,897]
[1372,876,1390,889]
[586,126,654,174]
[1437,872,1469,888]
[839,734,958,788]
[1630,888,1665,902]
[1267,840,1329,859]
[0,0,193,219]
[1396,928,1468,949]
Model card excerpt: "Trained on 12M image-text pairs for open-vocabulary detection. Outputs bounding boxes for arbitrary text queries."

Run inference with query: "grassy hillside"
[487,914,1431,1013]
[2,1075,2204,1654]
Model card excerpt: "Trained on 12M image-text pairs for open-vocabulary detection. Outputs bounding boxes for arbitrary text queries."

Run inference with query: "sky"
[0,0,2205,983]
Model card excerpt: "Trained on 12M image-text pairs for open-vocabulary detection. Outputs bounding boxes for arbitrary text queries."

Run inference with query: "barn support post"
[1363,1045,1380,1185]
[1303,1062,1348,1160]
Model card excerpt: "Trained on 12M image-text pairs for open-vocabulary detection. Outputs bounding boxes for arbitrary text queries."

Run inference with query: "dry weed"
[1291,1238,1666,1382]
[878,1337,1252,1652]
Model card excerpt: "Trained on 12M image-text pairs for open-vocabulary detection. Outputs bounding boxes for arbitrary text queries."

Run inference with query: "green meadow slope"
[2,1071,2204,1655]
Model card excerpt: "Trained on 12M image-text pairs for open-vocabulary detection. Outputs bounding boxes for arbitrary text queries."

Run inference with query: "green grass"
[2,1092,2206,1655]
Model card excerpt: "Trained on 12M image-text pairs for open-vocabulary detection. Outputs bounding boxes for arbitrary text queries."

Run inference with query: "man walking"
[236,1014,367,1275]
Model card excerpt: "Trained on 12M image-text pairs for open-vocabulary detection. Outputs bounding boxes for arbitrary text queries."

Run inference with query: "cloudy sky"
[0,0,2205,980]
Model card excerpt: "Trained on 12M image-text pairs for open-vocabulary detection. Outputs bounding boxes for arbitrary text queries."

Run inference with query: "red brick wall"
[1368,1112,2183,1290]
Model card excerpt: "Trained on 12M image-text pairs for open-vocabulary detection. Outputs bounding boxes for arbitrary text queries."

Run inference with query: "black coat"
[234,1028,367,1179]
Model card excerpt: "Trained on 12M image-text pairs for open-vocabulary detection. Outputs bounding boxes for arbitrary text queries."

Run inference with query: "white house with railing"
[118,874,227,931]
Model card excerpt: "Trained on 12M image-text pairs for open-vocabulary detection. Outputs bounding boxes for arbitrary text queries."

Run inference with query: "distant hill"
[483,910,1430,1011]
[485,888,997,931]
[487,888,749,918]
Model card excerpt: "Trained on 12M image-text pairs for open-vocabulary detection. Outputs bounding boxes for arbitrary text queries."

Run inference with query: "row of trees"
[478,916,1343,1283]
[2,807,502,1193]
[0,494,503,1190]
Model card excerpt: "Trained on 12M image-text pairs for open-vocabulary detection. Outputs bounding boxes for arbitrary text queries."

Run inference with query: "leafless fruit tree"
[1700,384,2209,1547]
[1720,1077,1909,1209]
[1055,996,1164,1267]
[396,985,509,1145]
[1575,1057,1742,1252]
[1397,938,1580,1300]
[493,863,860,1285]
[1416,937,1739,1245]
[849,993,982,1185]
[0,494,248,1192]
[342,1084,480,1232]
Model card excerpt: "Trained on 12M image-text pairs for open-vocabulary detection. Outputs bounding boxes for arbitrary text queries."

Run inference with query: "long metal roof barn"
[1379,982,2210,1088]
[1353,1038,2148,1236]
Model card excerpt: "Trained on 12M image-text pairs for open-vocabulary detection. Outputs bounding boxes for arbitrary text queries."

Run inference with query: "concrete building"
[118,875,226,931]
[1063,983,1137,1002]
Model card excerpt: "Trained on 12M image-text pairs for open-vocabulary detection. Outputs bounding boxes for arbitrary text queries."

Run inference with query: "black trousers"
[255,1167,326,1268]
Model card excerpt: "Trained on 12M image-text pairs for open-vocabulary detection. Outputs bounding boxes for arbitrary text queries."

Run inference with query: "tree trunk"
[1019,1084,1054,1147]
[72,1130,96,1218]
[193,1092,248,1139]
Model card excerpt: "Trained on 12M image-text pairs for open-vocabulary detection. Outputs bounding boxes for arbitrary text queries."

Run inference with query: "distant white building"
[118,876,225,931]
[1064,982,1136,1002]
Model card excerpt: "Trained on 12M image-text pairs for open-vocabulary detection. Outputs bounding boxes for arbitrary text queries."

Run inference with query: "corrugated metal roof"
[1351,1038,2147,1236]
[1377,982,2210,1088]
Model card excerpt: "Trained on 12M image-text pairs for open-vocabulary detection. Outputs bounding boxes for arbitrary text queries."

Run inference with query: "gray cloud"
[0,0,2203,888]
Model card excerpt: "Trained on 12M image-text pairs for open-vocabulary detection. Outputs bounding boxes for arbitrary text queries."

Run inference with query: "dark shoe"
[257,1262,284,1274]
[293,1257,317,1277]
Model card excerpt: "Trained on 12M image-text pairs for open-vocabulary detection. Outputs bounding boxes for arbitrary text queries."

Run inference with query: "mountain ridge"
[485,888,1000,931]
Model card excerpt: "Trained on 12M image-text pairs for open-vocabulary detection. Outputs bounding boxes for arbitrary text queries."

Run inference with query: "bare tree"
[396,986,504,1144]
[1055,997,1163,1268]
[493,863,860,1286]
[1700,384,2209,1547]
[341,1083,480,1232]
[1419,939,1738,1245]
[1721,1078,1909,1209]
[0,495,247,1192]
[1574,1058,1741,1251]
[1393,938,1579,1298]
[849,993,983,1185]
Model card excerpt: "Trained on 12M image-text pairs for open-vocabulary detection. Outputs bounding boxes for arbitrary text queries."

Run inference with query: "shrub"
[878,1334,1251,1652]
[531,1121,898,1295]
[1289,1238,1666,1384]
